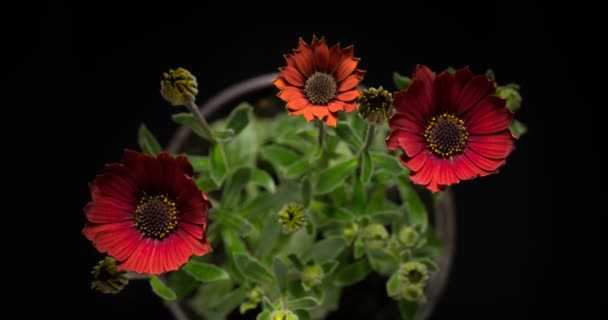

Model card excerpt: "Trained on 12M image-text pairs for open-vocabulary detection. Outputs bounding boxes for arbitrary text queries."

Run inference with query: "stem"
[186,101,216,143]
[317,120,326,151]
[360,124,376,154]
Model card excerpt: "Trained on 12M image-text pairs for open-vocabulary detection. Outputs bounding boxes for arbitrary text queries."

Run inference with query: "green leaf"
[361,151,373,183]
[234,253,275,285]
[304,237,346,263]
[226,102,253,136]
[352,178,366,216]
[210,143,228,185]
[287,297,320,310]
[510,119,527,138]
[257,310,272,320]
[497,84,522,112]
[334,260,371,286]
[166,269,197,299]
[419,257,439,272]
[222,167,252,208]
[172,113,210,140]
[404,187,428,232]
[386,271,401,298]
[196,172,219,192]
[335,122,362,151]
[301,177,312,208]
[294,310,311,320]
[213,129,235,143]
[393,72,412,90]
[321,260,339,276]
[315,158,358,194]
[485,68,496,81]
[261,144,300,168]
[284,159,311,179]
[367,248,400,274]
[251,169,276,193]
[183,261,230,282]
[149,276,176,301]
[273,257,289,295]
[371,152,406,175]
[137,123,162,156]
[222,228,247,255]
[239,300,259,314]
[399,299,419,320]
[354,236,365,259]
[371,210,402,224]
[220,211,254,236]
[208,287,247,316]
[188,155,209,172]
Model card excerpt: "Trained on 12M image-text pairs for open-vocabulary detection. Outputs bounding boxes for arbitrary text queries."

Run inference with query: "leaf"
[284,159,311,179]
[273,257,289,295]
[234,253,275,285]
[321,260,339,276]
[371,152,406,175]
[257,310,272,320]
[183,261,230,282]
[251,169,276,193]
[287,297,320,310]
[226,102,253,136]
[352,179,366,216]
[393,72,412,90]
[208,287,247,316]
[222,167,252,208]
[213,129,235,143]
[399,299,419,320]
[315,158,358,194]
[137,123,162,156]
[196,172,219,192]
[301,177,311,208]
[334,260,372,286]
[222,228,247,255]
[240,300,259,314]
[335,122,362,151]
[172,112,210,140]
[149,276,176,301]
[209,143,227,185]
[294,310,311,320]
[304,237,346,263]
[354,236,365,259]
[485,68,496,80]
[371,210,402,224]
[261,144,300,168]
[419,257,439,272]
[221,212,254,236]
[361,151,373,183]
[510,119,527,138]
[404,186,428,232]
[386,271,401,298]
[188,155,209,172]
[166,269,197,299]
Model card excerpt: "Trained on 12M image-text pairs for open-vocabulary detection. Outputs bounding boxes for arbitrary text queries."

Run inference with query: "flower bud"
[398,226,420,248]
[357,86,393,124]
[90,257,128,294]
[278,203,306,233]
[160,67,198,106]
[362,223,389,250]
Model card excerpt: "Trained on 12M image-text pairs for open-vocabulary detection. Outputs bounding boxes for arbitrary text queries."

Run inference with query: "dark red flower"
[83,150,211,274]
[387,65,516,192]
[274,35,365,127]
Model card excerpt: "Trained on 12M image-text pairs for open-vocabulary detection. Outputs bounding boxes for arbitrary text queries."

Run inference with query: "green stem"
[317,120,326,151]
[360,124,376,154]
[186,101,216,143]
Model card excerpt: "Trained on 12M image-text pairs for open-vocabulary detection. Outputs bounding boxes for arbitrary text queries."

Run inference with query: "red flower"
[83,150,211,274]
[274,35,365,127]
[387,65,516,192]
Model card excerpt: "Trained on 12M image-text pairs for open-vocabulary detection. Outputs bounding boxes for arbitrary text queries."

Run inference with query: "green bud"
[301,263,324,288]
[271,310,298,320]
[90,257,128,294]
[160,67,198,106]
[343,222,359,245]
[362,224,389,250]
[278,203,306,233]
[357,86,393,124]
[398,261,429,287]
[402,285,425,302]
[497,84,522,112]
[398,226,420,248]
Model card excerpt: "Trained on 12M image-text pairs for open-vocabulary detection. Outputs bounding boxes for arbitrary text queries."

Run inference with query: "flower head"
[91,257,128,294]
[398,261,429,286]
[398,226,420,248]
[357,86,393,124]
[83,150,212,275]
[278,203,306,233]
[274,36,365,127]
[160,67,198,106]
[362,223,389,250]
[387,65,516,192]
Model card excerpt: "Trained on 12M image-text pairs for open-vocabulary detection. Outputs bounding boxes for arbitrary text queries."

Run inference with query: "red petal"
[326,113,338,127]
[83,220,134,242]
[278,86,306,102]
[328,43,343,73]
[84,201,134,223]
[157,152,179,196]
[336,58,359,82]
[179,221,204,239]
[468,129,516,144]
[328,101,343,112]
[273,76,288,90]
[452,154,486,180]
[130,239,155,274]
[464,149,505,172]
[181,203,208,224]
[160,236,179,272]
[96,228,141,261]
[388,112,425,134]
[314,39,329,71]
[95,172,139,205]
[341,45,354,58]
[410,157,437,186]
[467,105,514,135]
[311,106,328,118]
[462,95,505,123]
[433,71,456,113]
[393,80,434,125]
[451,66,475,105]
[338,75,361,92]
[122,149,141,169]
[457,75,496,115]
[283,66,305,86]
[412,65,435,86]
[343,102,357,112]
[167,233,191,270]
[179,231,212,256]
[176,154,194,177]
[436,159,460,186]
[294,52,314,77]
[336,89,360,101]
[398,134,426,157]
[467,140,514,160]
[140,154,163,194]
[178,179,208,211]
[400,150,431,172]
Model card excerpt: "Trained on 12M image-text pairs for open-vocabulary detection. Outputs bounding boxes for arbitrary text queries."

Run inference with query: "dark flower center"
[424,113,468,157]
[407,270,424,283]
[135,194,178,239]
[304,72,337,105]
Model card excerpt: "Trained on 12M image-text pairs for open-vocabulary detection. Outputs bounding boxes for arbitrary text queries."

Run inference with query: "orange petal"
[283,66,304,86]
[336,58,359,82]
[303,107,315,122]
[278,86,306,102]
[343,102,357,112]
[338,74,361,92]
[287,98,309,110]
[294,52,314,77]
[289,108,307,115]
[328,43,343,73]
[328,101,344,112]
[341,45,354,58]
[326,112,338,127]
[311,106,329,118]
[273,76,288,90]
[337,89,360,101]
[315,38,329,71]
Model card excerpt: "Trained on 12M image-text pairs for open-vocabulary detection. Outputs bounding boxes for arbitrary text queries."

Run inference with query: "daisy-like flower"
[273,36,365,127]
[83,150,211,275]
[387,65,516,192]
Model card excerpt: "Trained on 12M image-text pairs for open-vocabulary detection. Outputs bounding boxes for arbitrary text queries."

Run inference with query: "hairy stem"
[186,101,216,143]
[360,124,376,154]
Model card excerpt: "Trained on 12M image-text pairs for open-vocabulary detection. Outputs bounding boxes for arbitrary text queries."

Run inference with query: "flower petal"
[457,75,496,115]
[283,66,305,87]
[294,52,314,78]
[343,102,357,112]
[433,71,456,113]
[84,201,134,223]
[178,179,208,211]
[388,112,425,134]
[464,149,505,172]
[393,80,434,126]
[273,76,288,90]
[467,130,516,160]
[467,106,514,135]
[97,228,142,261]
[278,86,306,102]
[336,58,359,82]
[451,66,475,105]
[328,43,343,73]
[338,74,361,92]
[400,150,431,172]
[327,101,343,112]
[398,135,426,157]
[409,156,437,186]
[311,106,328,118]
[83,220,135,242]
[180,202,209,224]
[452,154,486,180]
[436,159,459,186]
[303,107,315,122]
[287,98,309,111]
[412,65,435,85]
[336,89,360,101]
[179,221,205,239]
[314,38,329,71]
[95,172,139,205]
[326,112,338,127]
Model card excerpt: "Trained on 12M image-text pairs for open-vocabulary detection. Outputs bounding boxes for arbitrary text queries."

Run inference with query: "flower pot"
[166,73,456,320]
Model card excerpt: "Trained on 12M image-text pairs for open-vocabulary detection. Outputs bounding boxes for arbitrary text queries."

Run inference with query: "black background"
[41,3,567,319]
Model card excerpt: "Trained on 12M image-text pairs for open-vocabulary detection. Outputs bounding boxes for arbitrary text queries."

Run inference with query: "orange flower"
[274,36,365,127]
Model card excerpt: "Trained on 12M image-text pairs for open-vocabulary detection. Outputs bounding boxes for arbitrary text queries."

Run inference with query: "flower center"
[304,72,337,105]
[135,194,178,239]
[424,113,468,157]
[407,269,424,283]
